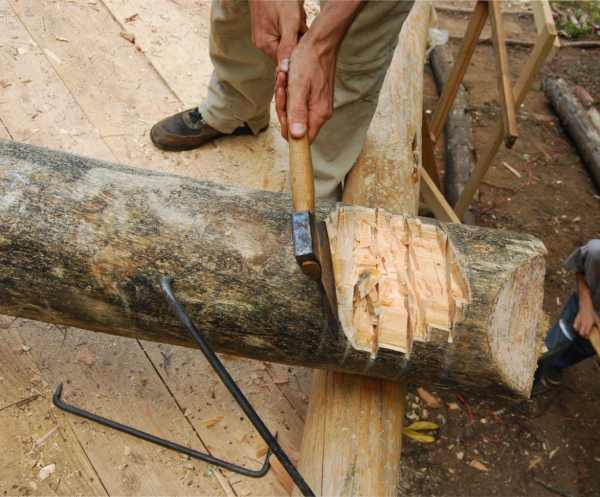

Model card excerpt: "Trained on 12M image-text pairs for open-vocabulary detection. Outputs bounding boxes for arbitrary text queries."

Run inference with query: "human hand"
[574,305,600,338]
[276,36,336,142]
[249,0,307,66]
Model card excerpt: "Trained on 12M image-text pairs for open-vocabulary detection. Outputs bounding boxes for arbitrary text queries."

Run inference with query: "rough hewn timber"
[544,77,600,189]
[0,139,545,396]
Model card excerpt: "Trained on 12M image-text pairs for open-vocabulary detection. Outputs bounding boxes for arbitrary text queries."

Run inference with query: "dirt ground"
[401,8,600,497]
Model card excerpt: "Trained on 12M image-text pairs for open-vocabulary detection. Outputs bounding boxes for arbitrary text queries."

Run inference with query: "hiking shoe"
[150,108,265,151]
[531,363,563,397]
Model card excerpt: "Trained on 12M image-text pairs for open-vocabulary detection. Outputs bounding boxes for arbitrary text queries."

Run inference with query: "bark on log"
[544,77,600,190]
[0,139,546,397]
[430,43,477,221]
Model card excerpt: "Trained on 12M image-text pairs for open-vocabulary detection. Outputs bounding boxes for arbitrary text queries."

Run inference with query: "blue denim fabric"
[543,293,596,370]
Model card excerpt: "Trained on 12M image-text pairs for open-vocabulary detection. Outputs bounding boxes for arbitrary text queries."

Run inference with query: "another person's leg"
[151,0,275,150]
[311,0,414,199]
[535,294,596,388]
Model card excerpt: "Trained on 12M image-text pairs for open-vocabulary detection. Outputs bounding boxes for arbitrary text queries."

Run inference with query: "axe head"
[291,211,338,320]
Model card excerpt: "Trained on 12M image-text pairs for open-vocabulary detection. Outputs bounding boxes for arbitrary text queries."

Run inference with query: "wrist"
[304,0,362,56]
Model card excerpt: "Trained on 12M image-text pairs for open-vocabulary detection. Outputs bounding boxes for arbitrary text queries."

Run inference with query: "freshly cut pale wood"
[430,43,476,216]
[329,206,469,357]
[0,139,546,396]
[544,77,600,189]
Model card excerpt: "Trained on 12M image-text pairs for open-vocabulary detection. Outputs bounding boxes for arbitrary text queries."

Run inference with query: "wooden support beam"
[455,21,558,219]
[489,0,519,148]
[429,0,489,142]
[420,168,461,223]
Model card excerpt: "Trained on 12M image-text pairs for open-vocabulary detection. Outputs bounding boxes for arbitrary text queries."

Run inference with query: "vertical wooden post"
[293,3,432,495]
[489,0,519,147]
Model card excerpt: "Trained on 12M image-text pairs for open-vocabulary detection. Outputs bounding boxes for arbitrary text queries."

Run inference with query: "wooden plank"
[455,25,557,218]
[0,3,229,495]
[0,324,108,496]
[420,168,461,223]
[142,346,305,497]
[14,320,227,496]
[530,0,559,59]
[0,1,112,160]
[8,0,238,187]
[489,0,519,148]
[429,0,488,142]
[99,0,290,194]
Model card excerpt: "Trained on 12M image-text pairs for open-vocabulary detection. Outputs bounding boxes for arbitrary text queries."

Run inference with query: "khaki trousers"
[199,0,414,199]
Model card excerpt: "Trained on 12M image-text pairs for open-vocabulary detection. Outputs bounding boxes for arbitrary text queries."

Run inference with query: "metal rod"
[53,384,271,478]
[160,276,315,497]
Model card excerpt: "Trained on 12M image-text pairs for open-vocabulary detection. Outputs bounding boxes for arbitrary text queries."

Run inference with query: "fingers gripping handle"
[289,135,315,213]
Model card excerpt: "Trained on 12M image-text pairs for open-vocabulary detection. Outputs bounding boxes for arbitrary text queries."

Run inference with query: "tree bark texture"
[0,139,545,397]
[544,77,600,190]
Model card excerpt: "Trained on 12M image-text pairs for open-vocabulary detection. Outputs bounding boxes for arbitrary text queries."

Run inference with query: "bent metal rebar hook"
[53,276,315,497]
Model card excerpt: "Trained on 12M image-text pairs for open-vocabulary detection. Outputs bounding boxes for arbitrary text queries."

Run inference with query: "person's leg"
[534,293,596,393]
[199,0,276,134]
[311,0,415,199]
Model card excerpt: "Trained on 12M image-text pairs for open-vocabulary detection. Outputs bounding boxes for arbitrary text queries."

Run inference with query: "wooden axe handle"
[289,135,315,213]
[590,325,600,357]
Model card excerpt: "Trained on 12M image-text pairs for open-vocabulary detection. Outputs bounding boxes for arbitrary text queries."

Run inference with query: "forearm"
[305,0,363,55]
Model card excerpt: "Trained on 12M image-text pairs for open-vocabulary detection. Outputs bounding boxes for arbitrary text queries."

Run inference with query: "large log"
[0,139,546,397]
[544,77,600,190]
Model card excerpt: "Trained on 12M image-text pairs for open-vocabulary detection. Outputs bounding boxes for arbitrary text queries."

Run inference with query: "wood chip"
[38,464,56,481]
[55,36,69,42]
[502,162,522,178]
[119,31,136,44]
[468,460,489,472]
[124,13,139,23]
[447,402,460,411]
[417,387,442,408]
[528,456,543,470]
[202,415,224,428]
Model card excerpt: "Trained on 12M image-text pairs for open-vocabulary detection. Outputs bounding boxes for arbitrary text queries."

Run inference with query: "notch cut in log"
[328,206,469,357]
[0,139,546,397]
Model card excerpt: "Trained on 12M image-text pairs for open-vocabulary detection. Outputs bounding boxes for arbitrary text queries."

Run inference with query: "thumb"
[287,81,308,139]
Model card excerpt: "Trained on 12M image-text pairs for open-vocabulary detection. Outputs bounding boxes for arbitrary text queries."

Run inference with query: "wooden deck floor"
[0,1,309,495]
